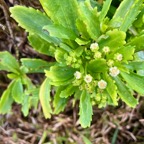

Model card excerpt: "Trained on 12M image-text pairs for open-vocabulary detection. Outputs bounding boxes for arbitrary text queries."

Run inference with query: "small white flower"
[109,66,120,77]
[84,74,93,83]
[74,71,81,79]
[90,42,99,51]
[114,53,123,61]
[103,46,110,53]
[94,51,102,58]
[98,80,107,89]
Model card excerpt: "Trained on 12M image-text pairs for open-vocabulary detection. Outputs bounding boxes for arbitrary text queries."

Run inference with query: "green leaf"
[76,19,90,39]
[39,78,52,118]
[21,94,30,116]
[45,65,75,86]
[116,45,135,61]
[114,77,138,107]
[78,0,100,39]
[40,0,79,32]
[121,72,144,96]
[21,58,55,73]
[0,81,14,114]
[10,6,59,44]
[28,34,55,57]
[125,61,144,71]
[127,32,144,52]
[0,51,20,74]
[43,25,78,40]
[82,135,92,144]
[60,85,77,98]
[88,59,108,73]
[99,0,112,21]
[12,78,23,103]
[79,90,93,128]
[110,0,142,32]
[99,29,126,51]
[103,73,118,105]
[53,86,68,114]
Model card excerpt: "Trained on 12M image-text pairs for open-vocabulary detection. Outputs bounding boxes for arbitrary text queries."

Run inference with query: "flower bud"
[84,74,93,83]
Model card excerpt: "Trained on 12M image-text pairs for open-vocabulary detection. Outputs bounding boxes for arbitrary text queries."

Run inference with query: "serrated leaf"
[43,25,78,40]
[40,0,79,32]
[10,6,59,44]
[53,86,68,114]
[45,65,75,86]
[39,78,52,118]
[110,0,142,32]
[99,0,112,21]
[60,85,77,98]
[79,90,93,128]
[0,81,14,114]
[103,73,118,105]
[116,45,135,61]
[121,72,144,96]
[0,51,20,74]
[28,34,55,57]
[78,0,100,39]
[21,58,55,73]
[12,78,23,103]
[88,59,108,73]
[114,77,137,107]
[99,29,126,50]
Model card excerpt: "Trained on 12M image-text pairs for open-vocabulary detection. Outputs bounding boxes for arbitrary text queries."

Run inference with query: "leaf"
[125,61,144,71]
[114,77,138,107]
[10,6,59,44]
[40,0,79,32]
[28,34,55,57]
[39,78,52,118]
[99,0,112,21]
[98,29,126,51]
[82,135,92,144]
[60,85,77,98]
[76,19,90,39]
[78,0,101,39]
[12,78,23,103]
[121,72,144,96]
[53,86,68,114]
[0,51,20,74]
[103,73,118,105]
[127,32,144,52]
[21,58,55,73]
[88,59,108,73]
[21,94,30,116]
[0,81,14,114]
[116,45,135,61]
[43,25,78,40]
[110,0,142,32]
[45,65,75,86]
[79,90,93,128]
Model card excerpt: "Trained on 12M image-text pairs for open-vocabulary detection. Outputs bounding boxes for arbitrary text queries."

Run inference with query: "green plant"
[0,0,144,128]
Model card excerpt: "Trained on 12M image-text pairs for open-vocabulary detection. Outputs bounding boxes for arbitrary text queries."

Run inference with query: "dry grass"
[0,0,144,144]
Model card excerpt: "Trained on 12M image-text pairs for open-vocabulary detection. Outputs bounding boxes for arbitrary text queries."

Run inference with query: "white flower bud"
[114,53,123,61]
[74,71,81,79]
[109,66,120,77]
[103,46,110,53]
[94,51,102,58]
[107,59,114,67]
[84,74,93,83]
[98,80,107,89]
[90,42,99,51]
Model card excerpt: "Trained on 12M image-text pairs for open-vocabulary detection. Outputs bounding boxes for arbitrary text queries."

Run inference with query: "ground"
[0,0,144,144]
